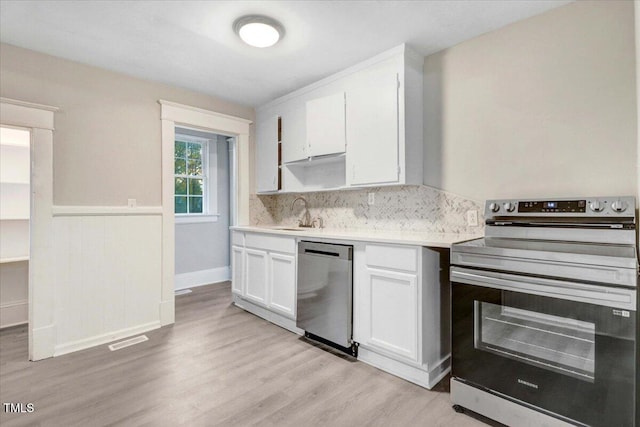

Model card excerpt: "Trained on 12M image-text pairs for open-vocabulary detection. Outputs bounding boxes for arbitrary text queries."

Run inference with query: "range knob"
[489,203,500,213]
[503,202,516,213]
[611,200,628,213]
[589,200,605,212]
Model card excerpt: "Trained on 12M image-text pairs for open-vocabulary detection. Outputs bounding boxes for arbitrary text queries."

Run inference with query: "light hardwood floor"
[0,282,492,426]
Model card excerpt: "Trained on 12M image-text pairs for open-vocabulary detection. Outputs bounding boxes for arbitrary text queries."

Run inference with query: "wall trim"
[53,321,161,357]
[0,299,28,329]
[1,98,56,361]
[52,205,163,216]
[159,101,252,327]
[175,266,231,290]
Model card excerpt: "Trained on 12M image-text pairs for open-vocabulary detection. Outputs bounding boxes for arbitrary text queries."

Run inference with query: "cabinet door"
[281,104,307,163]
[268,252,296,319]
[231,245,244,295]
[256,116,279,193]
[357,267,418,362]
[346,59,400,186]
[306,92,346,158]
[245,248,268,306]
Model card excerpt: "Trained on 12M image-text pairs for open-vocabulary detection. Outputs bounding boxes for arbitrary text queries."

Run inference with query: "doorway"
[173,127,237,291]
[0,126,30,333]
[159,100,251,326]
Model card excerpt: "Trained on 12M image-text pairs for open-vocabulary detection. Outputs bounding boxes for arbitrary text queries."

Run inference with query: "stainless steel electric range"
[450,196,638,427]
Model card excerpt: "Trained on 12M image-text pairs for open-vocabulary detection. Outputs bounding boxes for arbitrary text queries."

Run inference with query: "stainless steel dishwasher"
[296,241,356,356]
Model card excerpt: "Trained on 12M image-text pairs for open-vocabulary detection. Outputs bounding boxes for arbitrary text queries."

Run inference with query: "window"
[174,138,207,214]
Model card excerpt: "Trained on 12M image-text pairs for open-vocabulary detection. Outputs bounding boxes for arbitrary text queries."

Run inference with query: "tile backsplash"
[250,185,484,234]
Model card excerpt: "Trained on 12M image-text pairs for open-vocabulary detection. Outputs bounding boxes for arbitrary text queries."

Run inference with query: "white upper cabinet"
[255,115,279,193]
[346,59,400,186]
[281,103,306,163]
[306,92,346,158]
[255,44,422,194]
[346,48,423,187]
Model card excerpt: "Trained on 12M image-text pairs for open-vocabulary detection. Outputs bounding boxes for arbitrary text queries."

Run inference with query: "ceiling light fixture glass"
[233,15,284,48]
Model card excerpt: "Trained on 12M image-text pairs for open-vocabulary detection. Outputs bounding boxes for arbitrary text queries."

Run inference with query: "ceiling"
[0,0,572,108]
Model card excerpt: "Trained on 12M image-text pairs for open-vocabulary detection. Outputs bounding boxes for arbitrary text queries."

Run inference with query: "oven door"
[451,267,637,427]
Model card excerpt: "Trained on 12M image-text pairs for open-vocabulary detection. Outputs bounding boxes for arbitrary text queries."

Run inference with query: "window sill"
[175,214,220,224]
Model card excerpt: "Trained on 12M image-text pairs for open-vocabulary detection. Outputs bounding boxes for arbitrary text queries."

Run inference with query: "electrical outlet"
[128,198,137,208]
[467,210,478,227]
[368,193,375,206]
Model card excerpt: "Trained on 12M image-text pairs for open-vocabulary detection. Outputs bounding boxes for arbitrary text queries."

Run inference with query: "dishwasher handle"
[299,241,352,261]
[304,249,341,257]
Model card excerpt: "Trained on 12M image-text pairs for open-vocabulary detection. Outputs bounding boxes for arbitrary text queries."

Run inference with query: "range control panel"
[484,196,636,218]
[518,200,586,213]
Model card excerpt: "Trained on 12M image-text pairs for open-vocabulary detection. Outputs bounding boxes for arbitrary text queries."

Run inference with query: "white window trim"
[174,133,219,216]
[175,213,220,224]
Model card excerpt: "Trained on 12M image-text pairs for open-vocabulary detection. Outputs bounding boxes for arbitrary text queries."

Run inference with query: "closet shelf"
[0,256,29,264]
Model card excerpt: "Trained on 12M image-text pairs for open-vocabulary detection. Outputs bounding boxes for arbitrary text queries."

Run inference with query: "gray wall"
[175,135,231,275]
[0,43,253,206]
[423,0,637,201]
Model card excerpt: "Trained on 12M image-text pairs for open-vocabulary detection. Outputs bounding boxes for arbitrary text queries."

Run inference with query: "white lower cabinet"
[268,253,296,318]
[231,231,297,327]
[357,267,419,362]
[245,248,268,305]
[353,242,449,389]
[231,245,244,295]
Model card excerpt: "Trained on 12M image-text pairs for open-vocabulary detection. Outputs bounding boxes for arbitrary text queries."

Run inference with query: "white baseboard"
[159,299,174,326]
[174,266,230,290]
[357,346,450,390]
[31,323,56,361]
[232,294,303,335]
[53,321,161,357]
[0,299,28,329]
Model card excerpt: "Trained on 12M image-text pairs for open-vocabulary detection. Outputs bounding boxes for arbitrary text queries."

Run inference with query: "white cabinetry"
[231,231,298,329]
[231,244,244,295]
[345,50,423,187]
[281,104,306,163]
[245,248,269,305]
[353,243,449,389]
[255,44,422,194]
[305,92,346,158]
[268,253,296,318]
[255,115,279,193]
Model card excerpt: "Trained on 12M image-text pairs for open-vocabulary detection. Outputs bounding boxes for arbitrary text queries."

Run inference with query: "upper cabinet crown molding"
[257,44,414,111]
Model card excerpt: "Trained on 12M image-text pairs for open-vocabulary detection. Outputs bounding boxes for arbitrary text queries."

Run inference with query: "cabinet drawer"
[245,233,295,254]
[231,231,244,246]
[365,244,418,272]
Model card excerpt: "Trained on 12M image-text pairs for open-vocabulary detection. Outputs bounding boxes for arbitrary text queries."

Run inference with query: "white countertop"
[230,225,482,248]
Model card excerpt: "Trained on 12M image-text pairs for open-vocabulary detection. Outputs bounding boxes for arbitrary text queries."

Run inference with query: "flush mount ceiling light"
[233,15,284,48]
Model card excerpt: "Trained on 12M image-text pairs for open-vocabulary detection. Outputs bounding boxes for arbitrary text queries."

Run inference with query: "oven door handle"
[451,267,637,311]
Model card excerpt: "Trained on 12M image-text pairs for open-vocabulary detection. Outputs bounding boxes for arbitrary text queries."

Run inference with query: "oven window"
[475,301,595,382]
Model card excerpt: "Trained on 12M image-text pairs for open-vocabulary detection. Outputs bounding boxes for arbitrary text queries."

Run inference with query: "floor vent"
[175,289,193,296]
[108,335,149,351]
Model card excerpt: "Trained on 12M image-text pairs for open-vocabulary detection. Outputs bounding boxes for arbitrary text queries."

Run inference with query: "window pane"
[188,159,202,175]
[187,142,202,160]
[175,177,187,195]
[175,158,186,175]
[189,196,203,213]
[175,196,187,213]
[175,141,186,158]
[189,178,203,196]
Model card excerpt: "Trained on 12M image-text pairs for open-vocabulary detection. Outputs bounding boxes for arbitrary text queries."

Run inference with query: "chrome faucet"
[291,196,312,228]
